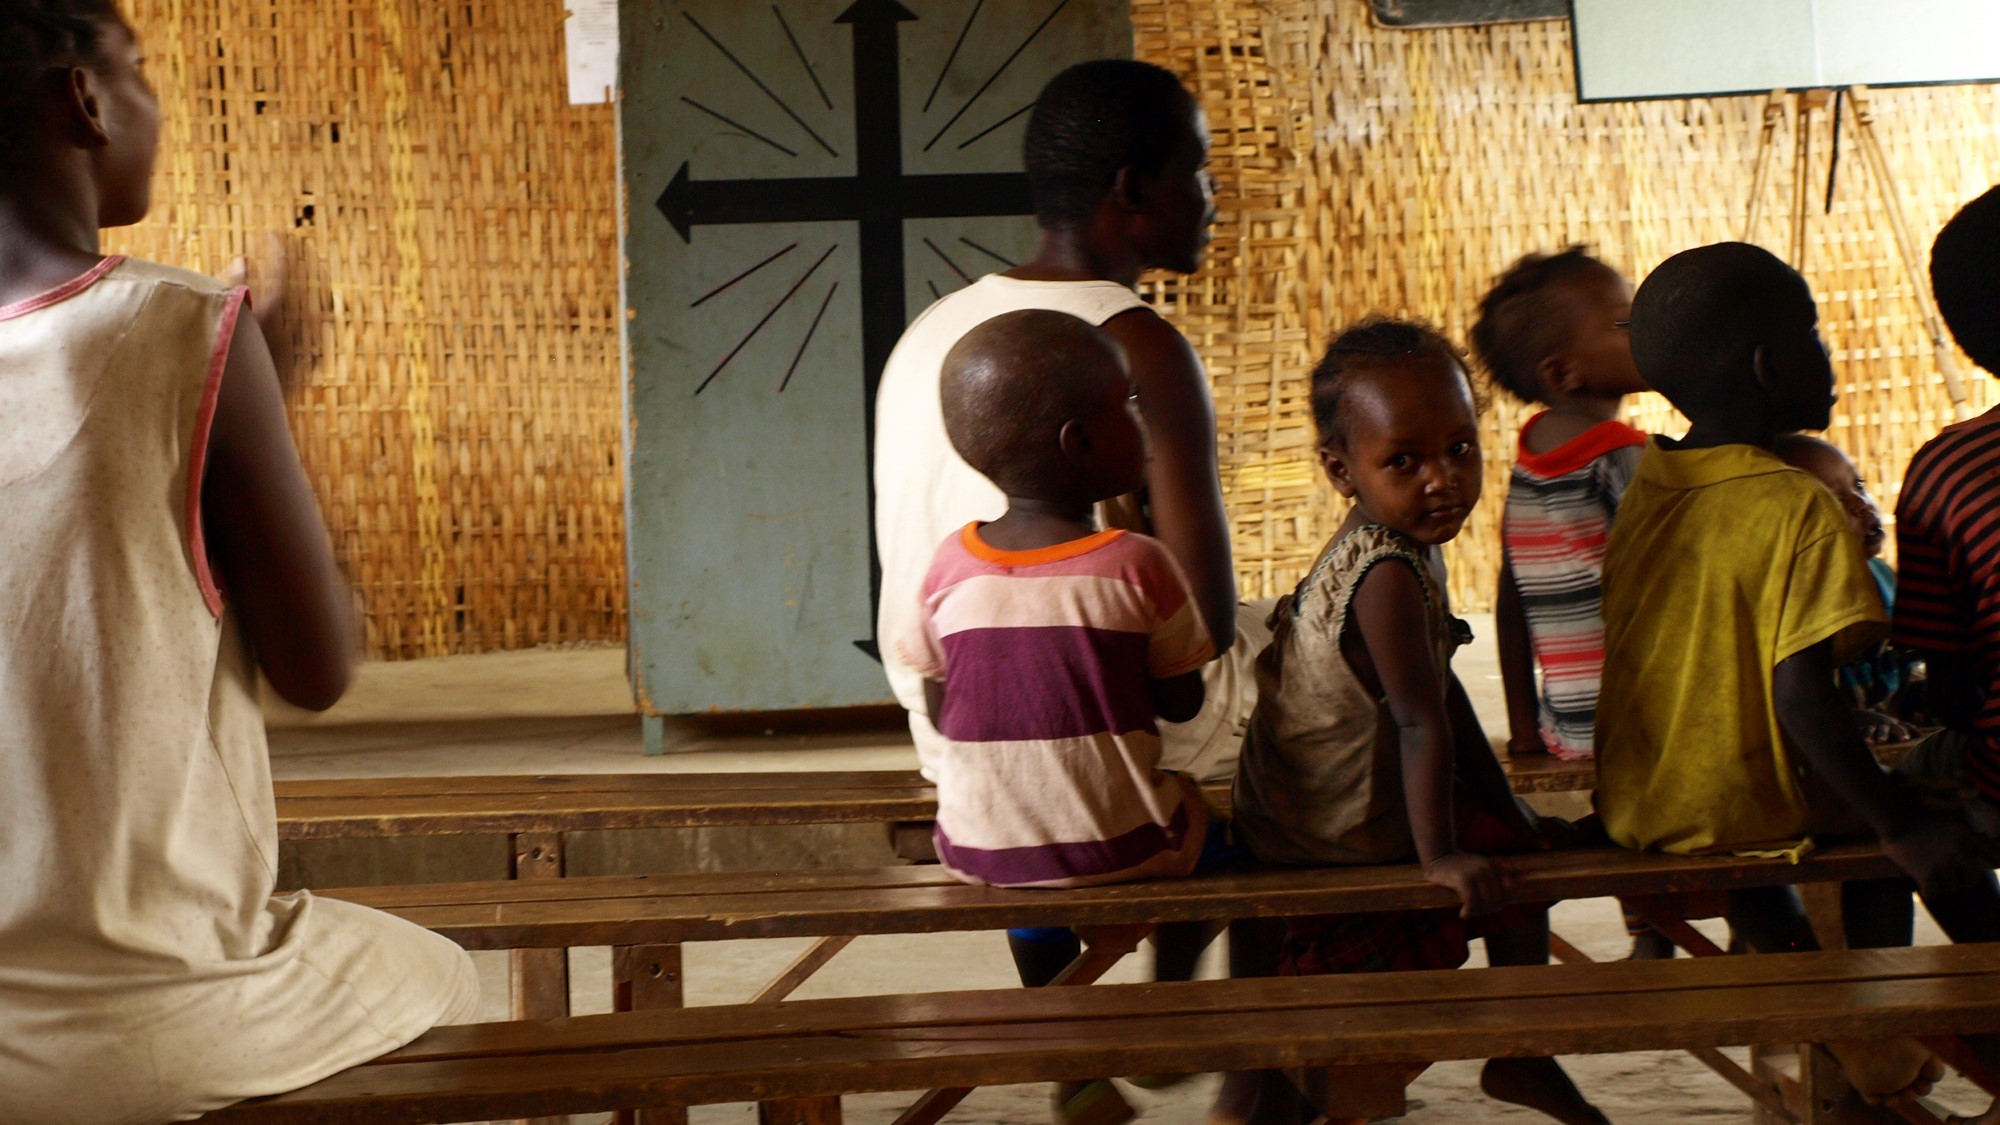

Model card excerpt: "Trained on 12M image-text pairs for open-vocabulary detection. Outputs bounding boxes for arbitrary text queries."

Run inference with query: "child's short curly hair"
[1469,246,1617,405]
[1311,316,1474,448]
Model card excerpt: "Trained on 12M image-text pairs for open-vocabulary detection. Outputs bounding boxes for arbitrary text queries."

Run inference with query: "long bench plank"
[275,771,937,798]
[275,759,1593,840]
[206,945,2000,1124]
[275,787,947,839]
[386,943,2000,1058]
[322,843,1901,949]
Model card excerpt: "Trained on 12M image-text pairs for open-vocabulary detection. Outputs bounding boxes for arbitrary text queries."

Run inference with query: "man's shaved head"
[1630,242,1822,422]
[941,310,1130,499]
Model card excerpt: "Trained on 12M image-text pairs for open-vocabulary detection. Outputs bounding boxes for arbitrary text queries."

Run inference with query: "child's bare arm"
[1352,560,1506,917]
[1150,670,1204,724]
[203,315,357,711]
[1774,639,1982,898]
[1494,562,1547,755]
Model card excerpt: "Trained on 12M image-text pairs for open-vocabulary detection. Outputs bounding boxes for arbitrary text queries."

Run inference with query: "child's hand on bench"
[1424,851,1510,919]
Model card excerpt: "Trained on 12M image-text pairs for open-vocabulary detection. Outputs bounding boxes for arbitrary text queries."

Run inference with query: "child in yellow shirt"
[1596,241,2000,1104]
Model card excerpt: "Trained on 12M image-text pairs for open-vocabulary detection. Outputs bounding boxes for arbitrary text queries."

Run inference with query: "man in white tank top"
[875,60,1269,786]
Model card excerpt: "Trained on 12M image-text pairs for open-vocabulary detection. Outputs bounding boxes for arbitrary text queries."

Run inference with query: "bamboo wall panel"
[1136,0,2000,611]
[109,0,625,658]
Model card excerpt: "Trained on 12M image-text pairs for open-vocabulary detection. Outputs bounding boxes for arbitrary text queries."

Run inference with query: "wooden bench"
[277,760,1593,1020]
[323,842,1924,1123]
[277,769,947,1024]
[274,759,1592,842]
[204,943,2000,1125]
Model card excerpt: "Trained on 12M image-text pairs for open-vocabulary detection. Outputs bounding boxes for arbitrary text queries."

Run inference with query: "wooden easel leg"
[892,925,1155,1125]
[511,831,571,1125]
[613,943,687,1125]
[1789,89,1829,270]
[1745,88,1789,240]
[1846,84,1973,421]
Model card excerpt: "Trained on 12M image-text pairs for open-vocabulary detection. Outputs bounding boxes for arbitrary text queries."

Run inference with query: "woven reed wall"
[108,0,625,658]
[106,0,2000,661]
[1136,0,2000,611]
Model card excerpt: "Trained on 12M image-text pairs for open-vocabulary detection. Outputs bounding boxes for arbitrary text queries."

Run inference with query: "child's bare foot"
[1825,1039,1944,1104]
[1480,1057,1611,1125]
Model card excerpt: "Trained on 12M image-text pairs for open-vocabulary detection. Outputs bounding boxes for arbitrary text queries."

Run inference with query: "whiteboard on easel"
[1571,0,2000,102]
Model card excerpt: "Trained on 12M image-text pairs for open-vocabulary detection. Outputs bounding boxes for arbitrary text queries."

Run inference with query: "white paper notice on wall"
[564,0,619,105]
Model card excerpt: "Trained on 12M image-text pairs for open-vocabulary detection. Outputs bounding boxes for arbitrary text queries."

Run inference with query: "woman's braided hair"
[0,0,121,157]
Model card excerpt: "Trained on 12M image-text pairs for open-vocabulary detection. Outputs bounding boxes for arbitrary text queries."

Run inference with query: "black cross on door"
[624,0,1129,716]
[657,0,1037,656]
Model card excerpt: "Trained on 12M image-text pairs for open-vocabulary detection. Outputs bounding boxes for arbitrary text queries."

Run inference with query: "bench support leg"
[608,940,688,1120]
[1293,1064,1411,1120]
[1569,908,1795,1121]
[510,832,571,1125]
[753,935,855,1004]
[613,943,688,1125]
[892,925,1154,1125]
[760,1096,843,1125]
[1630,898,1961,1125]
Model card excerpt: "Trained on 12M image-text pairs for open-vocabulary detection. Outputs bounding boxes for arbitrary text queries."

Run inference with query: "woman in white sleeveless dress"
[0,6,476,1121]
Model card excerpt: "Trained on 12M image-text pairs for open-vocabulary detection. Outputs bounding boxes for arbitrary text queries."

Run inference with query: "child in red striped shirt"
[1896,187,2000,870]
[1470,248,1651,763]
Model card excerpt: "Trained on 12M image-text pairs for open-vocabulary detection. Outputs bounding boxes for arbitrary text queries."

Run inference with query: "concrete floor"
[265,625,1986,1125]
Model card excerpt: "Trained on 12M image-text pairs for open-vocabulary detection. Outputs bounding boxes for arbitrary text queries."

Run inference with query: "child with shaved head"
[899,308,1217,1125]
[901,307,1213,893]
[1596,241,2000,1106]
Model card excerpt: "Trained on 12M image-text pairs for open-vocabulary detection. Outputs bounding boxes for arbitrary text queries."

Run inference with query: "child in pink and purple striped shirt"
[898,308,1216,891]
[898,307,1221,1125]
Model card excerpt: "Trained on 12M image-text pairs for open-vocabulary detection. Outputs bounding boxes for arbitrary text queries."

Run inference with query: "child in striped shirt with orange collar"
[1471,247,1651,764]
[898,307,1219,1125]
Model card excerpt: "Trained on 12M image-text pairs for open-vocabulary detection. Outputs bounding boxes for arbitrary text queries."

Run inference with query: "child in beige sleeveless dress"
[0,7,476,1122]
